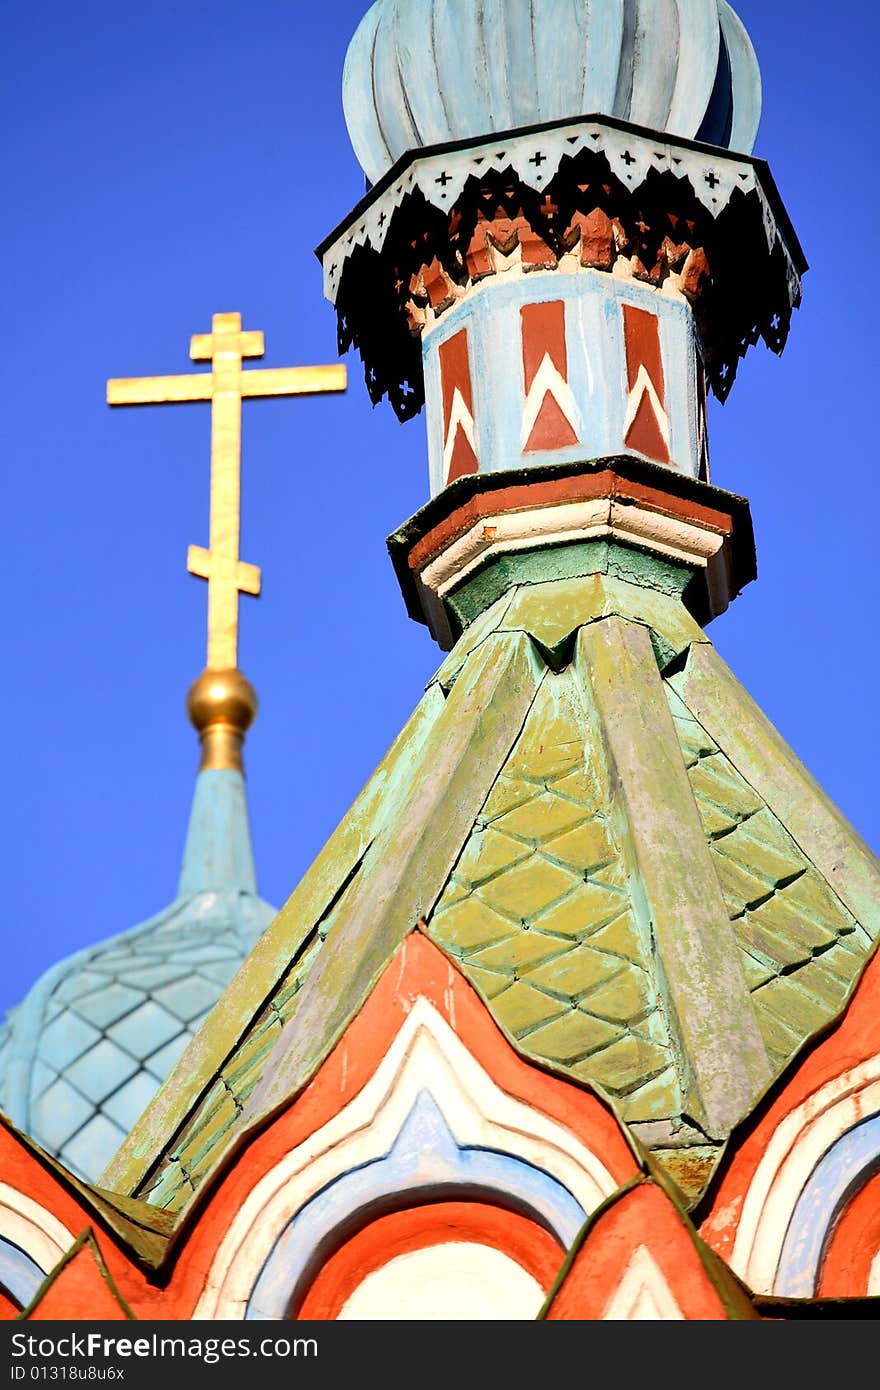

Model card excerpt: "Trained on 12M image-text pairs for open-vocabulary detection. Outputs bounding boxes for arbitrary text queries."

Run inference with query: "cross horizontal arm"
[190,329,265,362]
[107,375,213,406]
[239,364,347,399]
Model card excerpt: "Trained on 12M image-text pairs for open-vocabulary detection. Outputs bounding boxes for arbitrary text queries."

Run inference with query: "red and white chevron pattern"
[622,304,671,465]
[520,301,579,454]
[439,330,479,484]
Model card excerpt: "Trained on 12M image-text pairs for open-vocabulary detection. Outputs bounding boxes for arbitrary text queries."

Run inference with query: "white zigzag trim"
[521,352,580,448]
[442,386,477,480]
[623,363,671,449]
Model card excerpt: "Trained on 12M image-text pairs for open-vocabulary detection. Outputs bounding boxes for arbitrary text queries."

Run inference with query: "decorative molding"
[729,1055,880,1294]
[194,997,618,1319]
[0,1183,75,1278]
[388,460,750,646]
[321,116,800,290]
[318,115,805,420]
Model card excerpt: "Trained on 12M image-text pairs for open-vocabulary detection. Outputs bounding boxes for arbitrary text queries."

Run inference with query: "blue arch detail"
[0,1237,46,1309]
[245,1090,586,1319]
[775,1112,880,1297]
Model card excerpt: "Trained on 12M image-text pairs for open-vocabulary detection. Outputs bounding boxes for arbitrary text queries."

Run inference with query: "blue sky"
[2,0,878,1015]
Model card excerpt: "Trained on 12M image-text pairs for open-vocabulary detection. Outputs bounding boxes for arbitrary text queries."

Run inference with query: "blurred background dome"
[343,0,762,185]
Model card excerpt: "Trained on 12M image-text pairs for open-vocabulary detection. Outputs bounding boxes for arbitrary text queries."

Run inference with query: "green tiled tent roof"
[102,563,880,1211]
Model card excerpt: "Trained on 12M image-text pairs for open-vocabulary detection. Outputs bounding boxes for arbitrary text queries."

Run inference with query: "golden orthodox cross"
[107,312,346,670]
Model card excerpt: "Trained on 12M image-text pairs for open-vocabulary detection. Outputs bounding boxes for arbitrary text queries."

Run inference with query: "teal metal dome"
[343,0,762,185]
[0,769,275,1183]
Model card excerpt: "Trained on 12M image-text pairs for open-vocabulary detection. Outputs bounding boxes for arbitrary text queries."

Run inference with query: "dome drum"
[420,270,709,499]
[318,117,805,430]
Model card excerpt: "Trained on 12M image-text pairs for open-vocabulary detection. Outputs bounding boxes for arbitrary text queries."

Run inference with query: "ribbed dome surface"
[343,0,761,185]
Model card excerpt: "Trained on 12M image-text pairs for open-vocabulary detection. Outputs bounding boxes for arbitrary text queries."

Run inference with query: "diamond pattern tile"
[31,1078,94,1149]
[65,1038,139,1106]
[470,932,569,974]
[154,974,225,1024]
[51,971,108,1006]
[71,982,146,1032]
[525,944,626,999]
[493,793,588,843]
[102,1071,162,1130]
[39,1012,102,1071]
[170,943,238,965]
[144,1031,191,1082]
[60,1113,127,1182]
[667,682,871,1070]
[523,1010,619,1063]
[575,1034,672,1096]
[0,883,274,1184]
[120,963,190,992]
[198,958,241,987]
[453,827,531,885]
[491,981,571,1037]
[476,857,577,918]
[430,668,680,1121]
[106,1000,181,1055]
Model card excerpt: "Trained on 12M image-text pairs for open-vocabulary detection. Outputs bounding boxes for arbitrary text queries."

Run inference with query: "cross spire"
[108,312,346,769]
[108,311,346,670]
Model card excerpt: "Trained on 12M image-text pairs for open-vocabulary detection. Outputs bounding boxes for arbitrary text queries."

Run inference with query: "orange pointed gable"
[0,1118,170,1320]
[544,1178,758,1320]
[0,931,642,1323]
[24,1234,133,1322]
[160,928,640,1317]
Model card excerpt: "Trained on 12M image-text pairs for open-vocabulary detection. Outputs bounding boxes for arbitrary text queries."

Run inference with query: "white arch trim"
[0,1183,75,1278]
[194,997,619,1319]
[730,1053,880,1294]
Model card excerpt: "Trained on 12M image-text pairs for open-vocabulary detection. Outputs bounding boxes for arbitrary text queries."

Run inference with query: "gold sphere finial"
[187,668,258,772]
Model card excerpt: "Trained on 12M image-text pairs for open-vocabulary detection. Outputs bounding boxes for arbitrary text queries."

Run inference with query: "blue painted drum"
[342,0,762,186]
[422,272,705,495]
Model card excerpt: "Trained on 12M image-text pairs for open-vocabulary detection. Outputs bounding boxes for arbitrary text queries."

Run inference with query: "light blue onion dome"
[0,769,275,1183]
[343,0,762,186]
